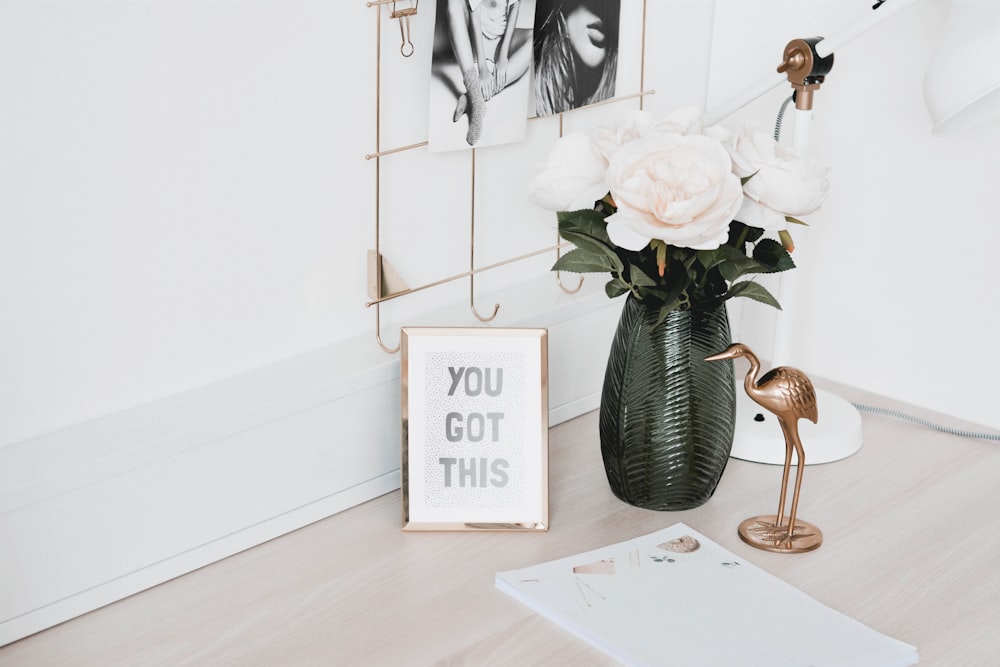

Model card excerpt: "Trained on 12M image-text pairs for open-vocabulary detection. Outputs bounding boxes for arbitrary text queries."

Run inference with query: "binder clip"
[391,0,418,57]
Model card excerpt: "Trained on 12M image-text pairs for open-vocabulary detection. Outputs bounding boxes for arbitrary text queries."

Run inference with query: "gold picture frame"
[400,327,549,531]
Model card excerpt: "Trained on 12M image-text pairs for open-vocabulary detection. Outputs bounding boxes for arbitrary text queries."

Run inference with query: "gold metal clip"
[391,1,418,57]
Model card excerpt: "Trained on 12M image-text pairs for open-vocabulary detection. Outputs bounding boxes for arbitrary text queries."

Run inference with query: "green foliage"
[550,207,795,314]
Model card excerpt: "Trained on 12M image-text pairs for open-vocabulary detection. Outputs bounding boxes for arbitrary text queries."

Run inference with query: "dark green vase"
[599,295,737,510]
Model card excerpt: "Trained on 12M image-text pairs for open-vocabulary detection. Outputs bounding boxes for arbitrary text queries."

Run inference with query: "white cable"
[852,403,1000,441]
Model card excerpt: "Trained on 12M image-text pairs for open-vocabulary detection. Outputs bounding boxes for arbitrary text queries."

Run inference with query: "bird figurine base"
[738,515,823,554]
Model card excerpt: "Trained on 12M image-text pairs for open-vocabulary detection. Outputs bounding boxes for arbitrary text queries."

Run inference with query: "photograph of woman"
[428,0,535,151]
[533,0,620,116]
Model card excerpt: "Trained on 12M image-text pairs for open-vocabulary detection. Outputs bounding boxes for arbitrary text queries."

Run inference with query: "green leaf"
[718,254,765,282]
[552,248,620,274]
[628,264,657,287]
[640,287,669,301]
[678,248,699,271]
[728,221,764,246]
[740,170,759,186]
[726,281,782,309]
[695,248,724,272]
[557,209,613,245]
[558,228,611,255]
[559,232,624,273]
[701,244,749,274]
[785,216,809,226]
[752,238,796,273]
[605,277,630,298]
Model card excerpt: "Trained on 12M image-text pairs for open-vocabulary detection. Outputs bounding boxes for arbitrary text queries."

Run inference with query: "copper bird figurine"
[706,343,823,553]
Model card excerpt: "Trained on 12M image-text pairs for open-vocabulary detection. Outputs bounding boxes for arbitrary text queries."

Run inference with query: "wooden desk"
[2,380,999,665]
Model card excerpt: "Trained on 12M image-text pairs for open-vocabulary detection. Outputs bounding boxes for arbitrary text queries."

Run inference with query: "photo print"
[533,0,621,116]
[428,0,536,152]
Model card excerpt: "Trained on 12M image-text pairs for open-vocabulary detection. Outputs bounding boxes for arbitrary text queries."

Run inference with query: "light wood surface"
[3,379,999,666]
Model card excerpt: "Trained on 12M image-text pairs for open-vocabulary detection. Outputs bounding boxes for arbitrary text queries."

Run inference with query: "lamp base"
[730,388,863,465]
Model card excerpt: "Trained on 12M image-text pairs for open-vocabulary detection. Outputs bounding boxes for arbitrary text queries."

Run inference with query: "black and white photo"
[533,0,621,116]
[428,0,535,151]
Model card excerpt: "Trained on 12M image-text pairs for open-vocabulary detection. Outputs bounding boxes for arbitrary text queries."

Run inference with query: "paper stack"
[496,523,918,666]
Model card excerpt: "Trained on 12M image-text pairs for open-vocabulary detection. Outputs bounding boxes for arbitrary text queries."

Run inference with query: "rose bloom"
[527,131,608,212]
[727,125,830,230]
[591,107,717,164]
[604,133,744,251]
[591,110,655,162]
[648,106,707,136]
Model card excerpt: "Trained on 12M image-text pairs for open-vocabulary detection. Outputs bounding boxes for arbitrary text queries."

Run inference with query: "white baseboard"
[0,276,623,646]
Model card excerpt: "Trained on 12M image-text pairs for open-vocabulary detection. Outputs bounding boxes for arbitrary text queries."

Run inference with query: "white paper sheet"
[495,523,918,667]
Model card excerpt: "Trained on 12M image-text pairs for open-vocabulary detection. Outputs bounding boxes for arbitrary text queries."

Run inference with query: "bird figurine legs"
[774,419,795,530]
[738,416,822,554]
[775,418,809,538]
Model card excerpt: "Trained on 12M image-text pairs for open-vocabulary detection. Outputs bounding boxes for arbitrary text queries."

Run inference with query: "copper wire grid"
[366,0,653,353]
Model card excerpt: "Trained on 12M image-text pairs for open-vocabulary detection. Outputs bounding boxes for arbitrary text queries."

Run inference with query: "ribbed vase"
[599,296,737,510]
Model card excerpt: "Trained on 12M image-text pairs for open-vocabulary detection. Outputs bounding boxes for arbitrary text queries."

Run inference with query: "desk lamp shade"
[923,0,1000,136]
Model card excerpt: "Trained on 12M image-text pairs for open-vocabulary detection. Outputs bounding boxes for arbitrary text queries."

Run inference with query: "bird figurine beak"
[705,345,739,362]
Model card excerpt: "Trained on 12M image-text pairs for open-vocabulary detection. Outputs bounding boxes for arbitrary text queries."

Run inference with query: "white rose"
[604,133,744,251]
[588,109,662,164]
[728,125,830,230]
[591,107,718,162]
[648,106,705,135]
[528,131,608,212]
[648,107,733,145]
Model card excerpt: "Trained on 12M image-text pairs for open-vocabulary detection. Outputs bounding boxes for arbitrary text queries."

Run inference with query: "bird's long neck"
[743,350,761,395]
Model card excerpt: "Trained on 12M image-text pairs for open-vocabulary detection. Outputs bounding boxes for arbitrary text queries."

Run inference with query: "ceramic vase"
[598,295,737,510]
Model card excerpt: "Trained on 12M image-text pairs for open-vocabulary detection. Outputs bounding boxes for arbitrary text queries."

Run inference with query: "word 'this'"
[439,366,509,488]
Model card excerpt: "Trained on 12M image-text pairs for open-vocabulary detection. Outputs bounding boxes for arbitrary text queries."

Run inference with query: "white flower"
[591,110,656,161]
[649,106,706,135]
[590,107,723,162]
[604,133,744,251]
[527,131,608,212]
[727,125,830,230]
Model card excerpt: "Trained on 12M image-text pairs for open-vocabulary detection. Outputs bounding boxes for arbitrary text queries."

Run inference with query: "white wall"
[0,1,372,447]
[1,0,996,647]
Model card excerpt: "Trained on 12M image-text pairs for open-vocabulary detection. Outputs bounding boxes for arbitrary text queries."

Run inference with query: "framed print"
[401,327,548,531]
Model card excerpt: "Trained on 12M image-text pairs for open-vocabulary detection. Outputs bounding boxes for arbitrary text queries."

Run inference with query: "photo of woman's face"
[565,2,608,70]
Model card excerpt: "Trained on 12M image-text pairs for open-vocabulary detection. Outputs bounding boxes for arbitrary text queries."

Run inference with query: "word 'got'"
[446,412,503,442]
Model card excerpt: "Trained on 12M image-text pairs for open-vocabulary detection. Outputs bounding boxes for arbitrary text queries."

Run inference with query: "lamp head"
[923,0,1000,136]
[777,37,835,111]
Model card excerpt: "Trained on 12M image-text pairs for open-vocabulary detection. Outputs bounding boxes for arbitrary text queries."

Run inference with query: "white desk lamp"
[706,0,1000,465]
[730,35,866,466]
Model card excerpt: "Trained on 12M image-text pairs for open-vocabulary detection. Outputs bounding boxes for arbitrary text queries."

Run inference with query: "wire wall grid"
[365,0,654,353]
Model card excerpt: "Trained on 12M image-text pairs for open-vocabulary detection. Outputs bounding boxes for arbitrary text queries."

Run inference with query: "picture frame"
[400,327,549,531]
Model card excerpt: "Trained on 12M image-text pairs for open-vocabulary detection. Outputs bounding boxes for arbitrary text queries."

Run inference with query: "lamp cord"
[774,94,795,141]
[851,403,1000,442]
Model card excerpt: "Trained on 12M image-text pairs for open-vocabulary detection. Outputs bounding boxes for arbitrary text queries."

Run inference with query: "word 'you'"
[440,366,508,488]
